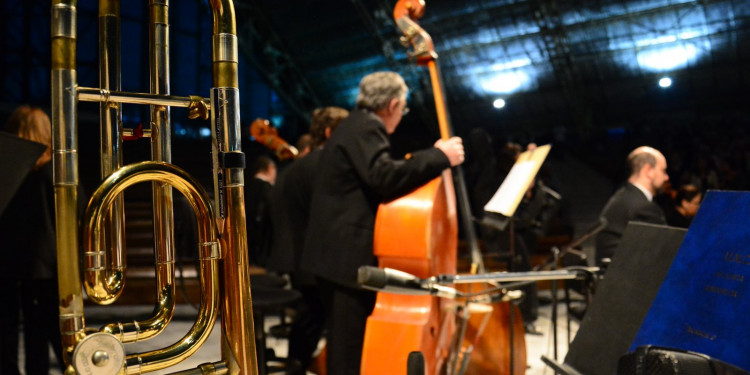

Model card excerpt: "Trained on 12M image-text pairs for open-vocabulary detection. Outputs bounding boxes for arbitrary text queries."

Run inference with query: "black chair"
[251,273,294,339]
[251,273,288,289]
[251,274,302,375]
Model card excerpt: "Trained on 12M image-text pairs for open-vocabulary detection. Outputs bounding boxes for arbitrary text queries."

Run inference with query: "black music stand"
[483,144,551,230]
[542,222,687,375]
[479,145,550,373]
[0,132,46,216]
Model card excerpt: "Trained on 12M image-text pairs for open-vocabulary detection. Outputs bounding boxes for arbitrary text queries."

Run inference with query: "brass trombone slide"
[51,0,258,373]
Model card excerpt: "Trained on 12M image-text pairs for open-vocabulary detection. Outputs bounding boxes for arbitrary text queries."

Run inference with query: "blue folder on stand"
[631,190,750,371]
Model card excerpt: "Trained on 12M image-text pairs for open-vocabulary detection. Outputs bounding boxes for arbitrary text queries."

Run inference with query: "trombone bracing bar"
[77,87,211,119]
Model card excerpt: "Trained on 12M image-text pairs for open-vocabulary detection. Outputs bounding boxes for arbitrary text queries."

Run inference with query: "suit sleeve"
[343,121,451,200]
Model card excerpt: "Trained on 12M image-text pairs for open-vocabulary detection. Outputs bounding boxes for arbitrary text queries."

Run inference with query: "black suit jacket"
[267,149,322,285]
[300,109,451,287]
[245,177,274,266]
[595,183,666,264]
[0,163,57,280]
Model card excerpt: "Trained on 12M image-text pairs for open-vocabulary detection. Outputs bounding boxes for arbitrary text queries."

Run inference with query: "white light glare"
[493,98,506,109]
[199,127,212,138]
[637,44,697,72]
[490,58,532,71]
[658,77,672,88]
[482,71,529,94]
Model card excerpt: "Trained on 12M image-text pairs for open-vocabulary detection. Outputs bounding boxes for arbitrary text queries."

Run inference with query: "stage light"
[199,127,211,138]
[493,98,506,109]
[658,76,672,88]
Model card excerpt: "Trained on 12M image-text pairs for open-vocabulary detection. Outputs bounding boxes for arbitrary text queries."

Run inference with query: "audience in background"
[575,117,750,196]
[662,183,702,228]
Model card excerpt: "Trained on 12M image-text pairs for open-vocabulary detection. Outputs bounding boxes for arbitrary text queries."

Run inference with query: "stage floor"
[29,288,579,375]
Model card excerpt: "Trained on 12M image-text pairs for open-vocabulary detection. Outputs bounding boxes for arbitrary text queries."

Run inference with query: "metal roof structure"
[1,0,749,147]
[240,0,749,144]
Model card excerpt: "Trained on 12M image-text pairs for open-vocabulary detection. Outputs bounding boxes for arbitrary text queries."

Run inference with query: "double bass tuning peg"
[399,36,410,48]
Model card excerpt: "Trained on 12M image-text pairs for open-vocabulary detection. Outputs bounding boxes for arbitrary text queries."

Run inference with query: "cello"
[361,1,526,374]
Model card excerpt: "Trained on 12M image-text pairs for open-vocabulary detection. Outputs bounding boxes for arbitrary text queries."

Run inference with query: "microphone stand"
[431,268,599,286]
[551,246,560,360]
[531,218,608,361]
[436,268,600,375]
[473,213,519,375]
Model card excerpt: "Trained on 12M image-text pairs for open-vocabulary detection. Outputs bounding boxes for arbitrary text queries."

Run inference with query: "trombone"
[51,0,258,373]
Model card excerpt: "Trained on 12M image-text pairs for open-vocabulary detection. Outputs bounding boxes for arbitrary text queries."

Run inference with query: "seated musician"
[595,146,669,266]
[299,71,465,374]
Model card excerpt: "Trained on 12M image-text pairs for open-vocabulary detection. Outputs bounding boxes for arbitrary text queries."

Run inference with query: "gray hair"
[355,71,408,111]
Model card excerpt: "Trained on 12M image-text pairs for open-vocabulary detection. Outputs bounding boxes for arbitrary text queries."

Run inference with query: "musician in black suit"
[0,105,65,374]
[266,106,349,373]
[300,71,465,374]
[595,146,669,265]
[245,155,277,267]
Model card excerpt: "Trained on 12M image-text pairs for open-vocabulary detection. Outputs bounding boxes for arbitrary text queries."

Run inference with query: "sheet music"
[483,161,535,216]
[483,144,550,218]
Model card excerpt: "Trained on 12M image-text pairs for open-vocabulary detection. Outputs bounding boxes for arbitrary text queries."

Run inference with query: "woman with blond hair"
[0,105,64,374]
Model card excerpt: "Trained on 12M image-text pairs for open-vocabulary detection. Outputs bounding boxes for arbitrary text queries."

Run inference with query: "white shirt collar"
[631,182,653,202]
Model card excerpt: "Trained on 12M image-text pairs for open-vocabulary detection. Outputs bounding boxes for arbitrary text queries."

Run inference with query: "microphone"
[357,266,460,299]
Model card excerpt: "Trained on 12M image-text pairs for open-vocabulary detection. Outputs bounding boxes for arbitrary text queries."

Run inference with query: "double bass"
[361,1,526,374]
[249,118,299,160]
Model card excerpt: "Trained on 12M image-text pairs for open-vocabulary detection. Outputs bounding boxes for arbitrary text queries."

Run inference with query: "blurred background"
[2,0,749,231]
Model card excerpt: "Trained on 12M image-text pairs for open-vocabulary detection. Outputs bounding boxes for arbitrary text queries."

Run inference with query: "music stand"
[480,144,551,276]
[543,222,687,375]
[0,132,46,217]
[630,191,750,370]
[480,144,550,373]
[483,144,551,225]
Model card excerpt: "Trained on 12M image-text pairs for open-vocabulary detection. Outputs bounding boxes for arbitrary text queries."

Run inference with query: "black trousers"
[0,279,64,375]
[316,277,376,375]
[287,282,326,374]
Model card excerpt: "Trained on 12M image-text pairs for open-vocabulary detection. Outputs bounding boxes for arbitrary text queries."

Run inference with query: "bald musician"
[595,146,669,265]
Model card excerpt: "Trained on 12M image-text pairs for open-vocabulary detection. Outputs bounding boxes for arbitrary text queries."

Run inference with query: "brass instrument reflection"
[51,0,257,373]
